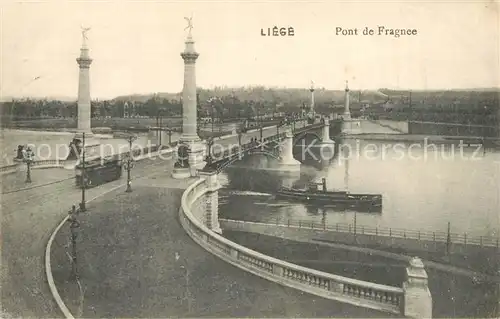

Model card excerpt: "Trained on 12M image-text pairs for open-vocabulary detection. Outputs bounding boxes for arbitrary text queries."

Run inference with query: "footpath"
[50,173,392,318]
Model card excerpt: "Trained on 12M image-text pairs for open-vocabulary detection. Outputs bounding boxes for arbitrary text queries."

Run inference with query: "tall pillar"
[309,81,315,114]
[343,80,351,120]
[341,80,361,135]
[180,34,200,143]
[70,28,100,161]
[172,21,206,179]
[278,129,300,171]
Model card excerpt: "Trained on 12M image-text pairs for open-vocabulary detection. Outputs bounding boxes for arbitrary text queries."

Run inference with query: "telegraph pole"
[24,147,34,183]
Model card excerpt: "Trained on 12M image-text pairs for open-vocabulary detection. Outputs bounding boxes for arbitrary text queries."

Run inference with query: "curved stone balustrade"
[0,164,20,174]
[179,178,417,316]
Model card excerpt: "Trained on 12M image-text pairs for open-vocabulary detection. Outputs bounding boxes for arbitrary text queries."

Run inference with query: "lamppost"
[125,135,137,193]
[80,132,87,212]
[159,111,163,146]
[24,146,34,183]
[211,104,215,133]
[167,129,173,145]
[67,204,81,280]
[205,137,214,165]
[237,131,243,147]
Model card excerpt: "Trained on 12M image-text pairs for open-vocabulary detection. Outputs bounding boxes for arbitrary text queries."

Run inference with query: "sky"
[1,0,499,99]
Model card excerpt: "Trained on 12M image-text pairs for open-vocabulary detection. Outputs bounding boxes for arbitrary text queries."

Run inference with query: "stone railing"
[0,163,20,174]
[178,178,431,317]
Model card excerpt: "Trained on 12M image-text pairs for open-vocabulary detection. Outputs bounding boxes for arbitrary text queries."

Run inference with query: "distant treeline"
[1,87,498,127]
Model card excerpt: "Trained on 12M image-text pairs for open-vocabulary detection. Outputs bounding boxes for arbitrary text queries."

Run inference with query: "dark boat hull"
[276,189,382,212]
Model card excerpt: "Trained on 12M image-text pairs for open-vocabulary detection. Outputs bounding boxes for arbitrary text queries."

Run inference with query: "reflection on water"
[219,139,500,237]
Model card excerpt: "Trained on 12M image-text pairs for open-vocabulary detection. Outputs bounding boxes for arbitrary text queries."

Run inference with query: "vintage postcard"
[1,1,499,318]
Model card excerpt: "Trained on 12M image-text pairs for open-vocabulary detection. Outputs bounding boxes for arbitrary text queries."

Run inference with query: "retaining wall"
[219,219,499,258]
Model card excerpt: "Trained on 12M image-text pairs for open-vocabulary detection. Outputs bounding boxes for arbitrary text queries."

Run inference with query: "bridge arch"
[293,131,322,147]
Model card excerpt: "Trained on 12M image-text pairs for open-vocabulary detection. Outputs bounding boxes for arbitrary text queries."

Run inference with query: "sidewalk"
[50,177,391,318]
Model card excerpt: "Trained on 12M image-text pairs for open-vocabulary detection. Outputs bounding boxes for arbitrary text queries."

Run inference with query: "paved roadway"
[0,126,300,318]
[1,157,173,318]
[50,180,391,318]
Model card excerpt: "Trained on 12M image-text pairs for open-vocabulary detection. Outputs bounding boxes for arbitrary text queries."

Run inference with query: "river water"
[0,129,182,165]
[219,138,500,238]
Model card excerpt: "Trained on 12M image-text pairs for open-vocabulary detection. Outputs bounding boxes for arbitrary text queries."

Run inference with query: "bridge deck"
[50,181,390,317]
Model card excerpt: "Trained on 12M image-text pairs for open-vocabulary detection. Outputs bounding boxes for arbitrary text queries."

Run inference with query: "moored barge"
[277,178,382,212]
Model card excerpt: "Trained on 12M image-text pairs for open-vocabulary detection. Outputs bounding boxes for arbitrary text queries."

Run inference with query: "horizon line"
[3,86,500,102]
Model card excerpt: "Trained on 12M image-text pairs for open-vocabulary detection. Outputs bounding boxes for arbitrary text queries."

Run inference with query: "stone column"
[343,80,351,120]
[278,129,300,171]
[172,31,205,179]
[403,257,432,318]
[76,45,92,134]
[180,35,200,143]
[70,32,100,161]
[309,81,315,114]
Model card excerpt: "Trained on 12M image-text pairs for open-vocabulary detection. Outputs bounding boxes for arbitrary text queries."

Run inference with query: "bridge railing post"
[403,257,432,318]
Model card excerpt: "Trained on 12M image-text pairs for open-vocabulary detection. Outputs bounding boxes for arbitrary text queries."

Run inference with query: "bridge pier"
[200,171,222,234]
[278,129,301,172]
[320,117,335,144]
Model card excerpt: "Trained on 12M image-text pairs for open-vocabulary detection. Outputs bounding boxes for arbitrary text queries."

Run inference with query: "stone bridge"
[190,118,342,175]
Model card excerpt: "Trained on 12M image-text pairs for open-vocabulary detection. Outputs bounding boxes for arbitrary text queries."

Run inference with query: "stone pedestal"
[172,140,206,179]
[278,129,301,171]
[403,257,432,319]
[200,171,222,234]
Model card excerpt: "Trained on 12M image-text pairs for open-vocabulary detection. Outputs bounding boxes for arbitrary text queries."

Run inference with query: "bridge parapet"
[179,177,433,318]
